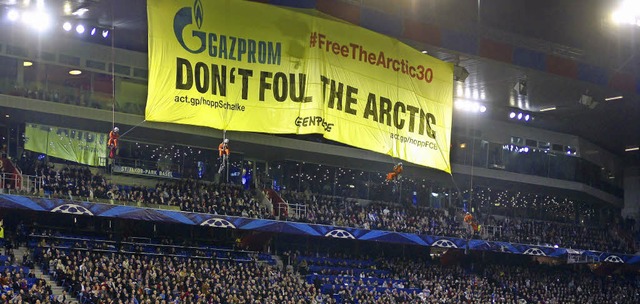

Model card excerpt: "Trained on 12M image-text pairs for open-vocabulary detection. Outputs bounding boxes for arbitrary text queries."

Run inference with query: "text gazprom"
[202,34,282,65]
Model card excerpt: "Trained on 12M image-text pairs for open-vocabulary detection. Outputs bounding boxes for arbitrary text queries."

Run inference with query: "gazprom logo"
[173,0,206,53]
[194,0,203,29]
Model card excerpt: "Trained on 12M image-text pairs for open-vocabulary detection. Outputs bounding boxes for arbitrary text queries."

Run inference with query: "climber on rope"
[218,138,230,174]
[463,212,481,235]
[385,162,403,181]
[107,127,120,159]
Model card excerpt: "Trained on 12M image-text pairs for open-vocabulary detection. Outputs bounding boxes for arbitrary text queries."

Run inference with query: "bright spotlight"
[612,0,640,25]
[23,61,33,67]
[517,113,523,120]
[64,1,72,15]
[90,27,96,35]
[101,30,109,38]
[35,14,51,31]
[62,21,72,31]
[509,112,516,119]
[76,24,85,34]
[524,114,530,121]
[22,11,51,31]
[68,70,82,75]
[455,100,486,114]
[20,11,31,24]
[7,9,19,21]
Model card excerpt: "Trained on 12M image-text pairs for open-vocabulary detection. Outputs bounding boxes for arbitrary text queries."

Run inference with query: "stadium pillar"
[16,61,24,87]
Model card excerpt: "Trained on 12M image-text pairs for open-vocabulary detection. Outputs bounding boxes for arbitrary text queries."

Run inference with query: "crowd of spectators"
[481,264,640,303]
[281,190,466,238]
[0,267,53,304]
[281,190,636,254]
[39,248,321,304]
[483,216,634,253]
[4,85,107,110]
[287,249,640,304]
[0,239,56,303]
[12,158,639,254]
[115,180,271,219]
[31,235,640,304]
[18,159,272,220]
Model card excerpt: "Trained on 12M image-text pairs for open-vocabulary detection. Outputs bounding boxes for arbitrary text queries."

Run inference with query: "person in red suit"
[108,127,119,159]
[385,162,403,181]
[218,138,230,174]
[218,138,230,158]
[464,212,480,233]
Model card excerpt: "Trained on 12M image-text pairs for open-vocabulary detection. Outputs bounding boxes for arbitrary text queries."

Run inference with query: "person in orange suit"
[386,162,403,181]
[218,138,230,174]
[108,127,120,148]
[464,212,480,233]
[218,138,230,158]
[108,127,120,159]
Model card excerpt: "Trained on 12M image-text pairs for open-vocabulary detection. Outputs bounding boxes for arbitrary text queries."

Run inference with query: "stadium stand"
[21,229,640,304]
[8,154,637,254]
[0,239,55,303]
[1,0,639,303]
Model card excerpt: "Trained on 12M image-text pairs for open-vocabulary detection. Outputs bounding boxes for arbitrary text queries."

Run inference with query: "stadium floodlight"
[454,100,487,114]
[612,1,640,25]
[22,11,51,31]
[102,30,109,38]
[7,9,20,21]
[64,1,72,15]
[76,24,85,34]
[62,21,72,31]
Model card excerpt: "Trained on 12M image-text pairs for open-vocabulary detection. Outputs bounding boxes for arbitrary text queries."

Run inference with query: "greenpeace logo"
[295,116,334,132]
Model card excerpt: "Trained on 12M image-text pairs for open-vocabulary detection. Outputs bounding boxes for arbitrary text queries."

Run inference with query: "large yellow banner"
[146,0,453,172]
